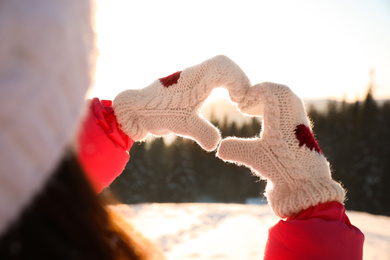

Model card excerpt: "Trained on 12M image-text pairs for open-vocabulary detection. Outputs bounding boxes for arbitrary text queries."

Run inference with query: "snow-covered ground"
[111,203,390,260]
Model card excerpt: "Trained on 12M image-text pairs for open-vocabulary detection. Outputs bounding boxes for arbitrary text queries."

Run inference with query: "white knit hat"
[0,0,96,237]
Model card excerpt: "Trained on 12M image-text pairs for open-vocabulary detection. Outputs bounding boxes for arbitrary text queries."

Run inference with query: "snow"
[111,203,390,260]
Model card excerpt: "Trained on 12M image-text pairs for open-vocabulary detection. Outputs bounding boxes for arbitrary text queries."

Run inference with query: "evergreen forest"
[109,88,390,216]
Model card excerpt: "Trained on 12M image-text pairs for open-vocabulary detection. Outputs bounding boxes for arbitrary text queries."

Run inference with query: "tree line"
[108,88,390,216]
[308,88,390,216]
[108,115,265,205]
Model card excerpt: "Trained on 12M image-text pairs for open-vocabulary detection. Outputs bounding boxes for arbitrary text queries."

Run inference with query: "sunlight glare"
[91,0,390,102]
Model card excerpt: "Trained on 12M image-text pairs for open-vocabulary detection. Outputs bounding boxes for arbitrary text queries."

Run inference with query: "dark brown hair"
[0,150,162,260]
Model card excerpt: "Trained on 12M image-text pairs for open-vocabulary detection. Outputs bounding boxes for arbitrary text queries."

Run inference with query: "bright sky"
[91,0,390,102]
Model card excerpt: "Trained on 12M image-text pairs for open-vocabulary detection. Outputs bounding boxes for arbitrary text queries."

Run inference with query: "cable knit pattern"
[217,82,345,218]
[113,55,251,151]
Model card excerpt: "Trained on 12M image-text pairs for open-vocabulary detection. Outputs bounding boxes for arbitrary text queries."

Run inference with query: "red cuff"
[264,202,364,260]
[78,98,134,193]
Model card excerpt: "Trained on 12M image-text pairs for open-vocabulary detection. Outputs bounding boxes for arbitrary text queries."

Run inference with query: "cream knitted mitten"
[114,55,250,151]
[217,82,345,218]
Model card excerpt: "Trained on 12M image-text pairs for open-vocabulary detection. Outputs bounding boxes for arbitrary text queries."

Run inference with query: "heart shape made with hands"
[113,55,345,218]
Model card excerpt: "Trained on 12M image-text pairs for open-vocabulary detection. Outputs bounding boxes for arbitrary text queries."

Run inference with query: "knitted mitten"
[113,55,250,151]
[217,82,345,218]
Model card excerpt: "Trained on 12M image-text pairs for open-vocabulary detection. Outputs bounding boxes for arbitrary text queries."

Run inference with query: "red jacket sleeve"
[77,98,134,193]
[264,202,364,260]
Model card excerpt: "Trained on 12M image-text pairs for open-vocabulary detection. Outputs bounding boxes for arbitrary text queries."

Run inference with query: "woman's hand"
[217,82,345,218]
[113,55,250,151]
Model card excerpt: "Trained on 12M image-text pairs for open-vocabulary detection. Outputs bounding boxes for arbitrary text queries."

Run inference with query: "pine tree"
[109,142,152,204]
[379,101,390,215]
[164,138,198,202]
[146,138,169,202]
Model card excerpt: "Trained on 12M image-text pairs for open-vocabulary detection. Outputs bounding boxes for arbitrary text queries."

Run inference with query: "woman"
[0,0,364,259]
[0,0,158,259]
[0,1,250,258]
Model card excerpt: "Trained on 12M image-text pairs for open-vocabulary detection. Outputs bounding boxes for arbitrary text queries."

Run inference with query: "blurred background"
[92,0,390,216]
